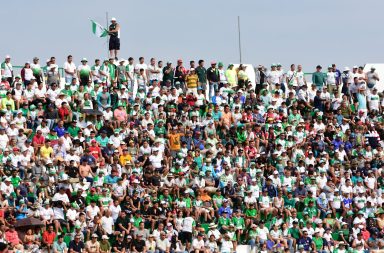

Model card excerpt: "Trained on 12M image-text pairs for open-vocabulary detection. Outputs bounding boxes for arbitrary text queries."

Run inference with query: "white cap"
[119,58,125,62]
[353,65,358,69]
[81,58,88,62]
[190,68,195,71]
[5,55,10,59]
[273,170,278,174]
[111,17,116,21]
[344,67,350,71]
[46,159,53,164]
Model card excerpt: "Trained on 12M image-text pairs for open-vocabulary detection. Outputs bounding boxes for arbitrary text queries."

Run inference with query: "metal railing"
[12,65,65,77]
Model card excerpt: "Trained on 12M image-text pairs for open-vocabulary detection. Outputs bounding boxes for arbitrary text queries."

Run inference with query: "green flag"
[91,20,108,38]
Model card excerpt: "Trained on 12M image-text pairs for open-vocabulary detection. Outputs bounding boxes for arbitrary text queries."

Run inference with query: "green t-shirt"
[304,206,318,218]
[245,208,257,218]
[283,196,296,209]
[313,236,323,250]
[11,176,22,188]
[195,66,207,83]
[218,216,230,228]
[79,65,91,79]
[32,65,42,75]
[85,194,100,205]
[248,229,258,239]
[61,89,72,98]
[96,136,109,147]
[212,195,224,208]
[231,216,245,229]
[288,227,300,239]
[108,63,117,80]
[303,197,316,206]
[68,126,80,137]
[312,72,326,87]
[162,66,174,83]
[132,216,142,228]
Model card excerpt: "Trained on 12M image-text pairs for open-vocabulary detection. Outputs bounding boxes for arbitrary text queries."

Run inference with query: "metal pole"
[106,12,109,58]
[238,16,242,64]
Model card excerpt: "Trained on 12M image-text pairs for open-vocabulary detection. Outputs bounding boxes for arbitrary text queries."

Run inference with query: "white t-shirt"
[256,226,269,240]
[297,71,306,86]
[286,70,297,86]
[268,71,281,84]
[101,216,114,234]
[147,64,161,81]
[368,93,380,110]
[109,204,121,222]
[64,61,77,79]
[134,63,148,73]
[86,205,100,220]
[181,217,195,232]
[326,72,336,85]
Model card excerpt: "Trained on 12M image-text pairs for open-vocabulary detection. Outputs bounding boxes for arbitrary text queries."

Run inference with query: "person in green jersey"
[108,58,118,85]
[77,58,92,86]
[312,230,324,252]
[31,57,43,84]
[312,65,326,89]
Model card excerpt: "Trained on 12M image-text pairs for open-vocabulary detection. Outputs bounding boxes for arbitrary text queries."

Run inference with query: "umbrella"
[15,217,44,228]
[81,109,103,116]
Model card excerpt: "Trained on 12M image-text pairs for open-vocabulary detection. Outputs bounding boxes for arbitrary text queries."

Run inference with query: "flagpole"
[238,16,242,64]
[106,12,109,58]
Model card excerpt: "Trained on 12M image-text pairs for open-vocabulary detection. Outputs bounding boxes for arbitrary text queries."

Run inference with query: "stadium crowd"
[0,54,383,253]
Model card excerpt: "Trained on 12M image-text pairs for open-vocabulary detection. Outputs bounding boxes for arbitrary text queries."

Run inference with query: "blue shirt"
[104,175,119,184]
[218,206,232,218]
[54,126,66,137]
[298,237,312,251]
[80,155,96,165]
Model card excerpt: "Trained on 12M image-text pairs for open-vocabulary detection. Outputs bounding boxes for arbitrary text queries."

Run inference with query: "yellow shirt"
[40,146,53,158]
[1,98,15,111]
[119,154,132,166]
[168,133,182,151]
[185,74,198,88]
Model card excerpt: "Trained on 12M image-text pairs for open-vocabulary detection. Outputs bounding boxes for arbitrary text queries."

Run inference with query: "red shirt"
[88,146,101,159]
[32,134,45,146]
[58,107,70,120]
[43,231,56,244]
[5,230,20,246]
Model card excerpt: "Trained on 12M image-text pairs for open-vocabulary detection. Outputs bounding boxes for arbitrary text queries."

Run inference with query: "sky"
[1,0,383,72]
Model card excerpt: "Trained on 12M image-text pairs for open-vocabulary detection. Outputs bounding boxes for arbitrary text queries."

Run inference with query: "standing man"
[286,64,298,89]
[162,62,174,86]
[255,65,266,94]
[195,60,207,91]
[207,61,219,100]
[1,55,13,85]
[147,58,161,85]
[297,64,307,88]
[312,65,326,90]
[64,55,76,84]
[174,59,187,91]
[31,57,43,84]
[108,17,121,60]
[366,66,380,90]
[185,68,198,96]
[77,58,92,86]
[91,59,101,85]
[225,63,237,89]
